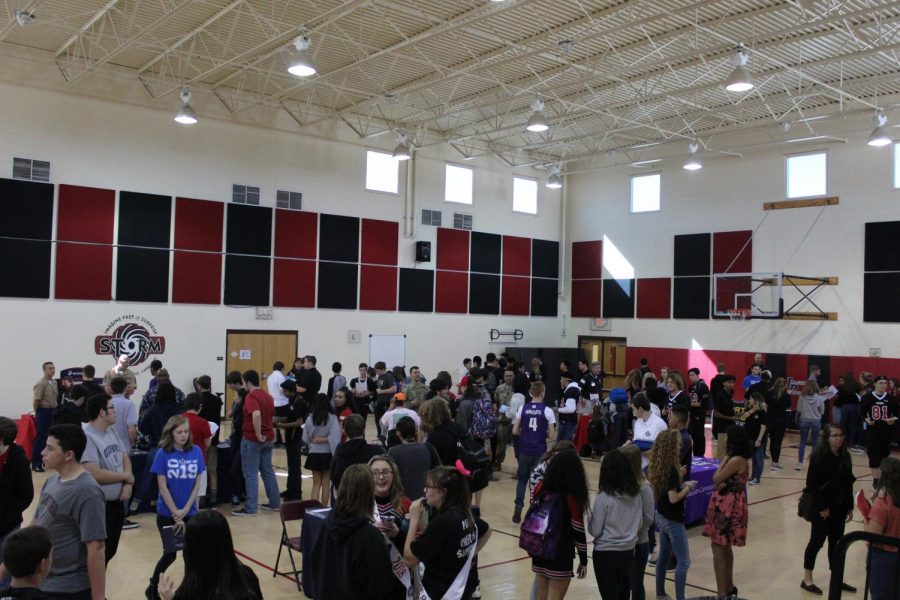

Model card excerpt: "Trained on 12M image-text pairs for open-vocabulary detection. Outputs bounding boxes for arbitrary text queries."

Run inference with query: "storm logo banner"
[95,321,165,366]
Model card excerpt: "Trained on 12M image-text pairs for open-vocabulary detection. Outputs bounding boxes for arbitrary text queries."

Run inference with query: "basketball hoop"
[726,308,751,321]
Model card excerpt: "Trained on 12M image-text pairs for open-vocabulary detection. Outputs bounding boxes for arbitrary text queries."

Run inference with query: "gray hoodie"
[798,386,837,421]
[589,491,642,552]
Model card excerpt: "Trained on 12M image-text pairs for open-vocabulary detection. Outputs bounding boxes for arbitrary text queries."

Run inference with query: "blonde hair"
[647,430,682,502]
[749,392,767,412]
[368,454,406,512]
[159,415,193,453]
[620,443,645,485]
[419,398,450,434]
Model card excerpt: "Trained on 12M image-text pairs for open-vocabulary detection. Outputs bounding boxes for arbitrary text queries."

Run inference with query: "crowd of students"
[2,351,900,600]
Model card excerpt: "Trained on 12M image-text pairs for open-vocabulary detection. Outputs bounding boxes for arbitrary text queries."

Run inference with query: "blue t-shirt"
[150,445,206,518]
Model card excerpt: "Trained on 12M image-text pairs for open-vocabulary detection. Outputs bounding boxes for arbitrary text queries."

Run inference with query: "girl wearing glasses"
[404,466,491,600]
[369,455,410,547]
[799,423,857,595]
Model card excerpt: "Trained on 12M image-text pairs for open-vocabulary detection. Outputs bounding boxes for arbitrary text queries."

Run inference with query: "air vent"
[453,213,472,231]
[421,208,442,226]
[232,184,260,205]
[13,157,50,182]
[276,190,302,210]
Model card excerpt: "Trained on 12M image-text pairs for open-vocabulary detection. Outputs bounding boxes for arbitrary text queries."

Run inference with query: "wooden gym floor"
[23,425,877,599]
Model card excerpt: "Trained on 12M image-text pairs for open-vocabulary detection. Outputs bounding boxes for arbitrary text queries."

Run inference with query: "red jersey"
[183,412,212,449]
[243,388,275,442]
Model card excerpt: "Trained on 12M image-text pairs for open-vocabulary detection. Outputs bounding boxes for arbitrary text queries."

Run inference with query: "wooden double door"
[224,330,298,415]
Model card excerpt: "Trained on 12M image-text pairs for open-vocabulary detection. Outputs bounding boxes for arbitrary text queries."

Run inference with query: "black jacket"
[330,438,383,491]
[806,450,855,513]
[0,444,34,537]
[139,402,183,447]
[427,420,468,467]
[310,509,405,600]
[53,401,86,426]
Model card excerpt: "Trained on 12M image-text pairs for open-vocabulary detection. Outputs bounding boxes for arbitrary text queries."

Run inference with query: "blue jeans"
[31,407,54,468]
[557,419,576,442]
[628,541,650,600]
[841,403,862,447]
[798,419,821,464]
[655,512,691,600]
[515,454,541,508]
[240,438,280,513]
[868,547,900,600]
[751,443,765,481]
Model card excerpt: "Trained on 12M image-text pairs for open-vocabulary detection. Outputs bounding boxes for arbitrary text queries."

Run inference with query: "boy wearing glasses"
[81,394,133,565]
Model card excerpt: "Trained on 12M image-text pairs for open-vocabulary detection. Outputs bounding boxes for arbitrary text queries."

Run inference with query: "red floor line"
[748,489,803,506]
[234,548,299,584]
[480,555,530,569]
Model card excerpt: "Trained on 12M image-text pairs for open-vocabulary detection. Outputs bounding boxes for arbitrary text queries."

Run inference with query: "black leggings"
[768,422,786,463]
[803,511,846,571]
[230,439,245,499]
[152,514,192,585]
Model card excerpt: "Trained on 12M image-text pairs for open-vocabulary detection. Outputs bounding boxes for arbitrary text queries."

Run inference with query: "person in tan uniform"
[31,361,58,471]
[102,355,137,397]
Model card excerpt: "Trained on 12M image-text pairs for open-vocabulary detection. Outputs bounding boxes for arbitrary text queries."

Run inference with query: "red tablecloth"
[16,413,36,461]
[573,414,593,449]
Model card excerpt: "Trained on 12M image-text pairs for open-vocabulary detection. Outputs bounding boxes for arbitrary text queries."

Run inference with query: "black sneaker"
[122,519,139,530]
[260,503,279,512]
[231,508,257,516]
[512,507,522,524]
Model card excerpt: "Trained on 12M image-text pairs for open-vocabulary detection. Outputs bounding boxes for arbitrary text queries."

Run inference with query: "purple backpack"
[518,491,566,559]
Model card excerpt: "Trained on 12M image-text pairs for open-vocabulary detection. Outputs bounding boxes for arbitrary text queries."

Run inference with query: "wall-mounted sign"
[94,315,165,366]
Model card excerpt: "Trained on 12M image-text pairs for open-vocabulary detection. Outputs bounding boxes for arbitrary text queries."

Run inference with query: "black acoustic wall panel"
[398,268,434,312]
[865,222,900,272]
[319,214,360,263]
[864,272,900,322]
[470,232,501,274]
[602,279,635,318]
[0,179,53,298]
[118,192,172,248]
[224,255,271,306]
[226,204,272,256]
[672,276,710,319]
[469,273,500,315]
[317,262,358,309]
[532,239,560,279]
[764,353,787,380]
[674,233,711,276]
[531,278,558,317]
[116,247,169,302]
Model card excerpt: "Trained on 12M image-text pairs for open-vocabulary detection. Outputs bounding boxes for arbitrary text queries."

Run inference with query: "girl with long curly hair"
[647,430,696,600]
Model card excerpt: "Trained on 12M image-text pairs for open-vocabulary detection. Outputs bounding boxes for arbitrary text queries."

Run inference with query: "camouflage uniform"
[403,380,429,410]
[493,382,515,469]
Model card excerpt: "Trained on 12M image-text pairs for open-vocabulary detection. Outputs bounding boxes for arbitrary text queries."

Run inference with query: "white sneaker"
[471,585,481,599]
[795,462,803,471]
[771,463,782,471]
[748,478,760,485]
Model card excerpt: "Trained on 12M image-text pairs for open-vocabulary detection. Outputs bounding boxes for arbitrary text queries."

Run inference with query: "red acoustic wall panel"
[502,236,531,276]
[55,185,116,300]
[172,252,222,304]
[436,228,469,271]
[57,185,115,243]
[572,240,603,279]
[175,198,224,251]
[636,278,671,319]
[571,279,602,317]
[273,259,316,308]
[435,270,468,313]
[274,209,317,259]
[361,218,399,265]
[359,265,398,311]
[712,230,752,274]
[501,276,530,315]
[785,354,809,382]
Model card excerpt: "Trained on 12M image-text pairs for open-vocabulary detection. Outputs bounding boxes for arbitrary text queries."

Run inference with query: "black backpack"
[456,433,491,489]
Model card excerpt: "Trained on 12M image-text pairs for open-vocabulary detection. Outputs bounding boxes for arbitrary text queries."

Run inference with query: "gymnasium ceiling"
[1,0,899,171]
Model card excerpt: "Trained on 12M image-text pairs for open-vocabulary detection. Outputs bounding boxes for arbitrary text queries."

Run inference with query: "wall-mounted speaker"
[415,241,431,262]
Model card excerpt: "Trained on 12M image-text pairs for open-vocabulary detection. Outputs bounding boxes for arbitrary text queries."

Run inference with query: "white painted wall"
[564,131,900,359]
[0,82,566,415]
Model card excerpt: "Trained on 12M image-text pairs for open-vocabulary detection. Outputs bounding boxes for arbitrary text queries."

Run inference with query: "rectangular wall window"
[631,173,660,213]
[786,151,827,198]
[366,150,400,194]
[445,163,474,205]
[894,142,900,189]
[513,176,538,214]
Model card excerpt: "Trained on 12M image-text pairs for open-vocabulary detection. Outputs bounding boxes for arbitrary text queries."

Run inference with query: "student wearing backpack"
[512,381,557,524]
[525,449,589,600]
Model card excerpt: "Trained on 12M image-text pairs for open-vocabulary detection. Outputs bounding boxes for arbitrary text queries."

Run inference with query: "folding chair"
[274,499,323,590]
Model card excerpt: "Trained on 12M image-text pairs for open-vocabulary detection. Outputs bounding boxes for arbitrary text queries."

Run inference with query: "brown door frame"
[577,335,627,377]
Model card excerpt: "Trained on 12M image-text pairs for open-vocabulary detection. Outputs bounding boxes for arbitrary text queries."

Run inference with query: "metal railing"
[828,530,900,600]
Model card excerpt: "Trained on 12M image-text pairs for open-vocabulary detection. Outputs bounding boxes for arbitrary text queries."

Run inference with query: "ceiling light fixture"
[725,47,754,93]
[546,165,562,189]
[683,141,702,170]
[15,10,34,27]
[287,33,316,77]
[174,86,198,125]
[525,98,549,133]
[392,131,411,160]
[867,111,892,147]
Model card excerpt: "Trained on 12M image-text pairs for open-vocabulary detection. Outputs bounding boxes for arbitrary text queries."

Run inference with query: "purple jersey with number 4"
[519,402,552,456]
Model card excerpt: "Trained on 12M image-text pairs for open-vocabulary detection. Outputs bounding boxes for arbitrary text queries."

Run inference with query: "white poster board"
[369,334,406,369]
